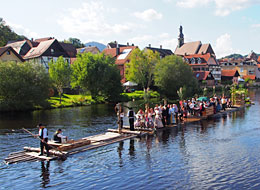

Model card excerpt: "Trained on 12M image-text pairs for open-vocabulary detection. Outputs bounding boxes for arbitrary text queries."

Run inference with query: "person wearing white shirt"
[53,129,68,143]
[38,124,49,157]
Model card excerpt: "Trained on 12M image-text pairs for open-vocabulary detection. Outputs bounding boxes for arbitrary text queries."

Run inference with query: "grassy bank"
[120,90,160,102]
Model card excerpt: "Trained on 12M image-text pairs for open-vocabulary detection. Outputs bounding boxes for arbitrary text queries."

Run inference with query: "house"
[256,64,260,79]
[219,51,259,79]
[221,69,240,84]
[144,44,173,58]
[194,71,215,86]
[23,39,70,69]
[103,43,138,83]
[184,53,221,81]
[0,46,24,62]
[77,46,100,54]
[107,41,134,49]
[243,75,256,80]
[174,26,215,56]
[6,40,35,56]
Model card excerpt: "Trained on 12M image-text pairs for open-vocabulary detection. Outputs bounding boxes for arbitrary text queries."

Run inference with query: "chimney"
[132,43,134,46]
[116,42,120,56]
[127,42,129,46]
[31,38,34,41]
[149,44,151,48]
[160,45,162,49]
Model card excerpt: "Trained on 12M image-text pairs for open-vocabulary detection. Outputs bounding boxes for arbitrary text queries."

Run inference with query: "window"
[240,68,244,72]
[197,58,201,64]
[191,58,195,64]
[51,48,54,55]
[6,50,10,55]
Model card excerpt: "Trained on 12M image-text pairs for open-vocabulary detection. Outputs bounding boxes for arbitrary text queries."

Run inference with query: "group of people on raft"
[119,95,232,131]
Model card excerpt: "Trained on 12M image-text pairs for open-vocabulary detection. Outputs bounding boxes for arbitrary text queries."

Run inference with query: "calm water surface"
[0,90,260,190]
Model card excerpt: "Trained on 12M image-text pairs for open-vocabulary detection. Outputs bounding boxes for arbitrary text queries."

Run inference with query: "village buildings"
[0,46,24,62]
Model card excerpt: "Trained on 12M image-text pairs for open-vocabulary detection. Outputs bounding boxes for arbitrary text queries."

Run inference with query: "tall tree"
[154,55,198,99]
[0,61,51,111]
[0,18,26,46]
[49,56,71,103]
[71,52,122,101]
[125,48,160,94]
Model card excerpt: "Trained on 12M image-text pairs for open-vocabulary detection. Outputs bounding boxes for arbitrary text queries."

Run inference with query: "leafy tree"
[154,55,198,99]
[49,56,71,103]
[0,61,51,111]
[71,52,122,101]
[0,18,26,46]
[64,37,85,48]
[125,48,160,95]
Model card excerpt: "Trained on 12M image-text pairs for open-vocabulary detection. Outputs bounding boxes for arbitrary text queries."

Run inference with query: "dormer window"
[198,58,201,64]
[191,57,195,64]
[185,58,189,63]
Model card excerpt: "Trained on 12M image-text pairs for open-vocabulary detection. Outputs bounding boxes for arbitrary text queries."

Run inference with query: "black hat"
[37,123,43,128]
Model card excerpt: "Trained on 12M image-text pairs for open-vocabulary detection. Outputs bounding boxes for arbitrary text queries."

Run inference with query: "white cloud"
[252,23,260,28]
[57,1,137,36]
[134,9,163,22]
[176,0,260,16]
[176,0,211,8]
[214,33,240,58]
[6,21,39,38]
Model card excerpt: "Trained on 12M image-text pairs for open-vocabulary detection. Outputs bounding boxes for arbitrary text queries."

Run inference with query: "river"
[0,90,260,190]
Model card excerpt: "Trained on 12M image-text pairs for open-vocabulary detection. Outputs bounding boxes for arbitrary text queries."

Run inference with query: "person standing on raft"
[37,124,50,157]
[127,107,135,131]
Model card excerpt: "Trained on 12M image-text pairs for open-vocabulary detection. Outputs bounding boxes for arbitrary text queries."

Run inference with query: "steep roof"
[103,46,138,65]
[60,42,77,57]
[77,46,100,54]
[197,44,215,55]
[221,69,240,77]
[6,40,27,54]
[145,46,173,58]
[34,37,54,42]
[0,46,24,62]
[23,39,56,59]
[174,41,201,56]
[194,71,213,81]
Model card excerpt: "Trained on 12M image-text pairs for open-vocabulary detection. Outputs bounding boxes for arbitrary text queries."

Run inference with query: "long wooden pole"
[22,128,67,159]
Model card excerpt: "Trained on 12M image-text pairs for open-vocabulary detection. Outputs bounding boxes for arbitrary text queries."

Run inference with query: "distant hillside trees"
[63,37,85,48]
[0,18,26,46]
[0,61,51,111]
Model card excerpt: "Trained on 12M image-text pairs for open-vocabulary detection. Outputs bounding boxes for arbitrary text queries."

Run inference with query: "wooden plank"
[86,132,121,142]
[25,152,56,161]
[107,129,146,136]
[23,147,68,157]
[123,126,154,132]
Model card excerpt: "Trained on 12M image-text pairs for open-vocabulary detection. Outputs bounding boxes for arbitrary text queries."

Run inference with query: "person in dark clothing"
[127,107,135,131]
[162,106,168,127]
[38,124,49,157]
[53,129,67,143]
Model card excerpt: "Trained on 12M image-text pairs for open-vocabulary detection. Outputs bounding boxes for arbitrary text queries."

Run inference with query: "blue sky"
[1,0,260,58]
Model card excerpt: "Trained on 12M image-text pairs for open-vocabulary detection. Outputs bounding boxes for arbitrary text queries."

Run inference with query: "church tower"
[178,25,184,48]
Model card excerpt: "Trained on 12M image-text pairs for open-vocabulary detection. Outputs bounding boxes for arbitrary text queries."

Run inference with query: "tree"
[0,18,26,46]
[49,56,71,103]
[125,48,160,99]
[71,52,122,101]
[64,37,85,48]
[0,61,51,111]
[154,55,198,99]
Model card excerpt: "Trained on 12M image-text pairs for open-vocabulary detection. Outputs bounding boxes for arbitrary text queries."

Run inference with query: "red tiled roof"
[184,53,211,61]
[194,71,211,81]
[243,75,256,80]
[258,56,260,63]
[257,64,260,68]
[221,69,239,77]
[34,37,54,42]
[103,46,138,65]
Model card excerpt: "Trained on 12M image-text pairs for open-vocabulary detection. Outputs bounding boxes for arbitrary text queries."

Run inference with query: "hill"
[0,18,26,46]
[85,41,106,52]
[222,53,244,59]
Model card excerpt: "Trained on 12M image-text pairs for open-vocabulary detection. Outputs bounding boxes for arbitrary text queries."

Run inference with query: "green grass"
[120,90,160,101]
[48,94,97,108]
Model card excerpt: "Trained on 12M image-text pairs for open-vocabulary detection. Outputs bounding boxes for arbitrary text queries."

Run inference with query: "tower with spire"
[178,25,184,48]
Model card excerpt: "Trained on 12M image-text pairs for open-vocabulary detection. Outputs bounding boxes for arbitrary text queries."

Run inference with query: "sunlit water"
[0,90,260,190]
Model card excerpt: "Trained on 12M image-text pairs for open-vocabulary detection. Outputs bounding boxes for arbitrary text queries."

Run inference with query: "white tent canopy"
[123,81,138,87]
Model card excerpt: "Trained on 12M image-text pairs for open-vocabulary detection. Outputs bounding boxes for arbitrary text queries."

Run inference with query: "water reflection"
[41,161,50,188]
[129,139,135,158]
[117,141,124,167]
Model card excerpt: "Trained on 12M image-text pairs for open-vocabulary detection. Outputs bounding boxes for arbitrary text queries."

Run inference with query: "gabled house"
[103,44,138,83]
[6,40,35,56]
[144,44,173,58]
[23,39,70,69]
[221,69,240,84]
[184,53,221,81]
[0,46,24,62]
[77,46,100,54]
[194,71,215,86]
[174,26,215,56]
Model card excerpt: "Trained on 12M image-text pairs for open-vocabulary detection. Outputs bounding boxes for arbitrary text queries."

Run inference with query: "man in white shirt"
[53,129,68,143]
[38,124,49,157]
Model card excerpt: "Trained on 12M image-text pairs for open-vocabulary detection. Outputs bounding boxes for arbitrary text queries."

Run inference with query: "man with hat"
[38,124,49,157]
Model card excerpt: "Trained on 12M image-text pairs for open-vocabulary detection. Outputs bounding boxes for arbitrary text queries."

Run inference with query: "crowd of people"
[125,95,232,130]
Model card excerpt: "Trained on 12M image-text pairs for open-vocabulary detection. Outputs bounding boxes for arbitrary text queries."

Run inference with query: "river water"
[0,90,260,190]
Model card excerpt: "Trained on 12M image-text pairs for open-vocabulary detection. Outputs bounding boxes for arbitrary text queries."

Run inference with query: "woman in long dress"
[154,107,164,128]
[169,104,175,124]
